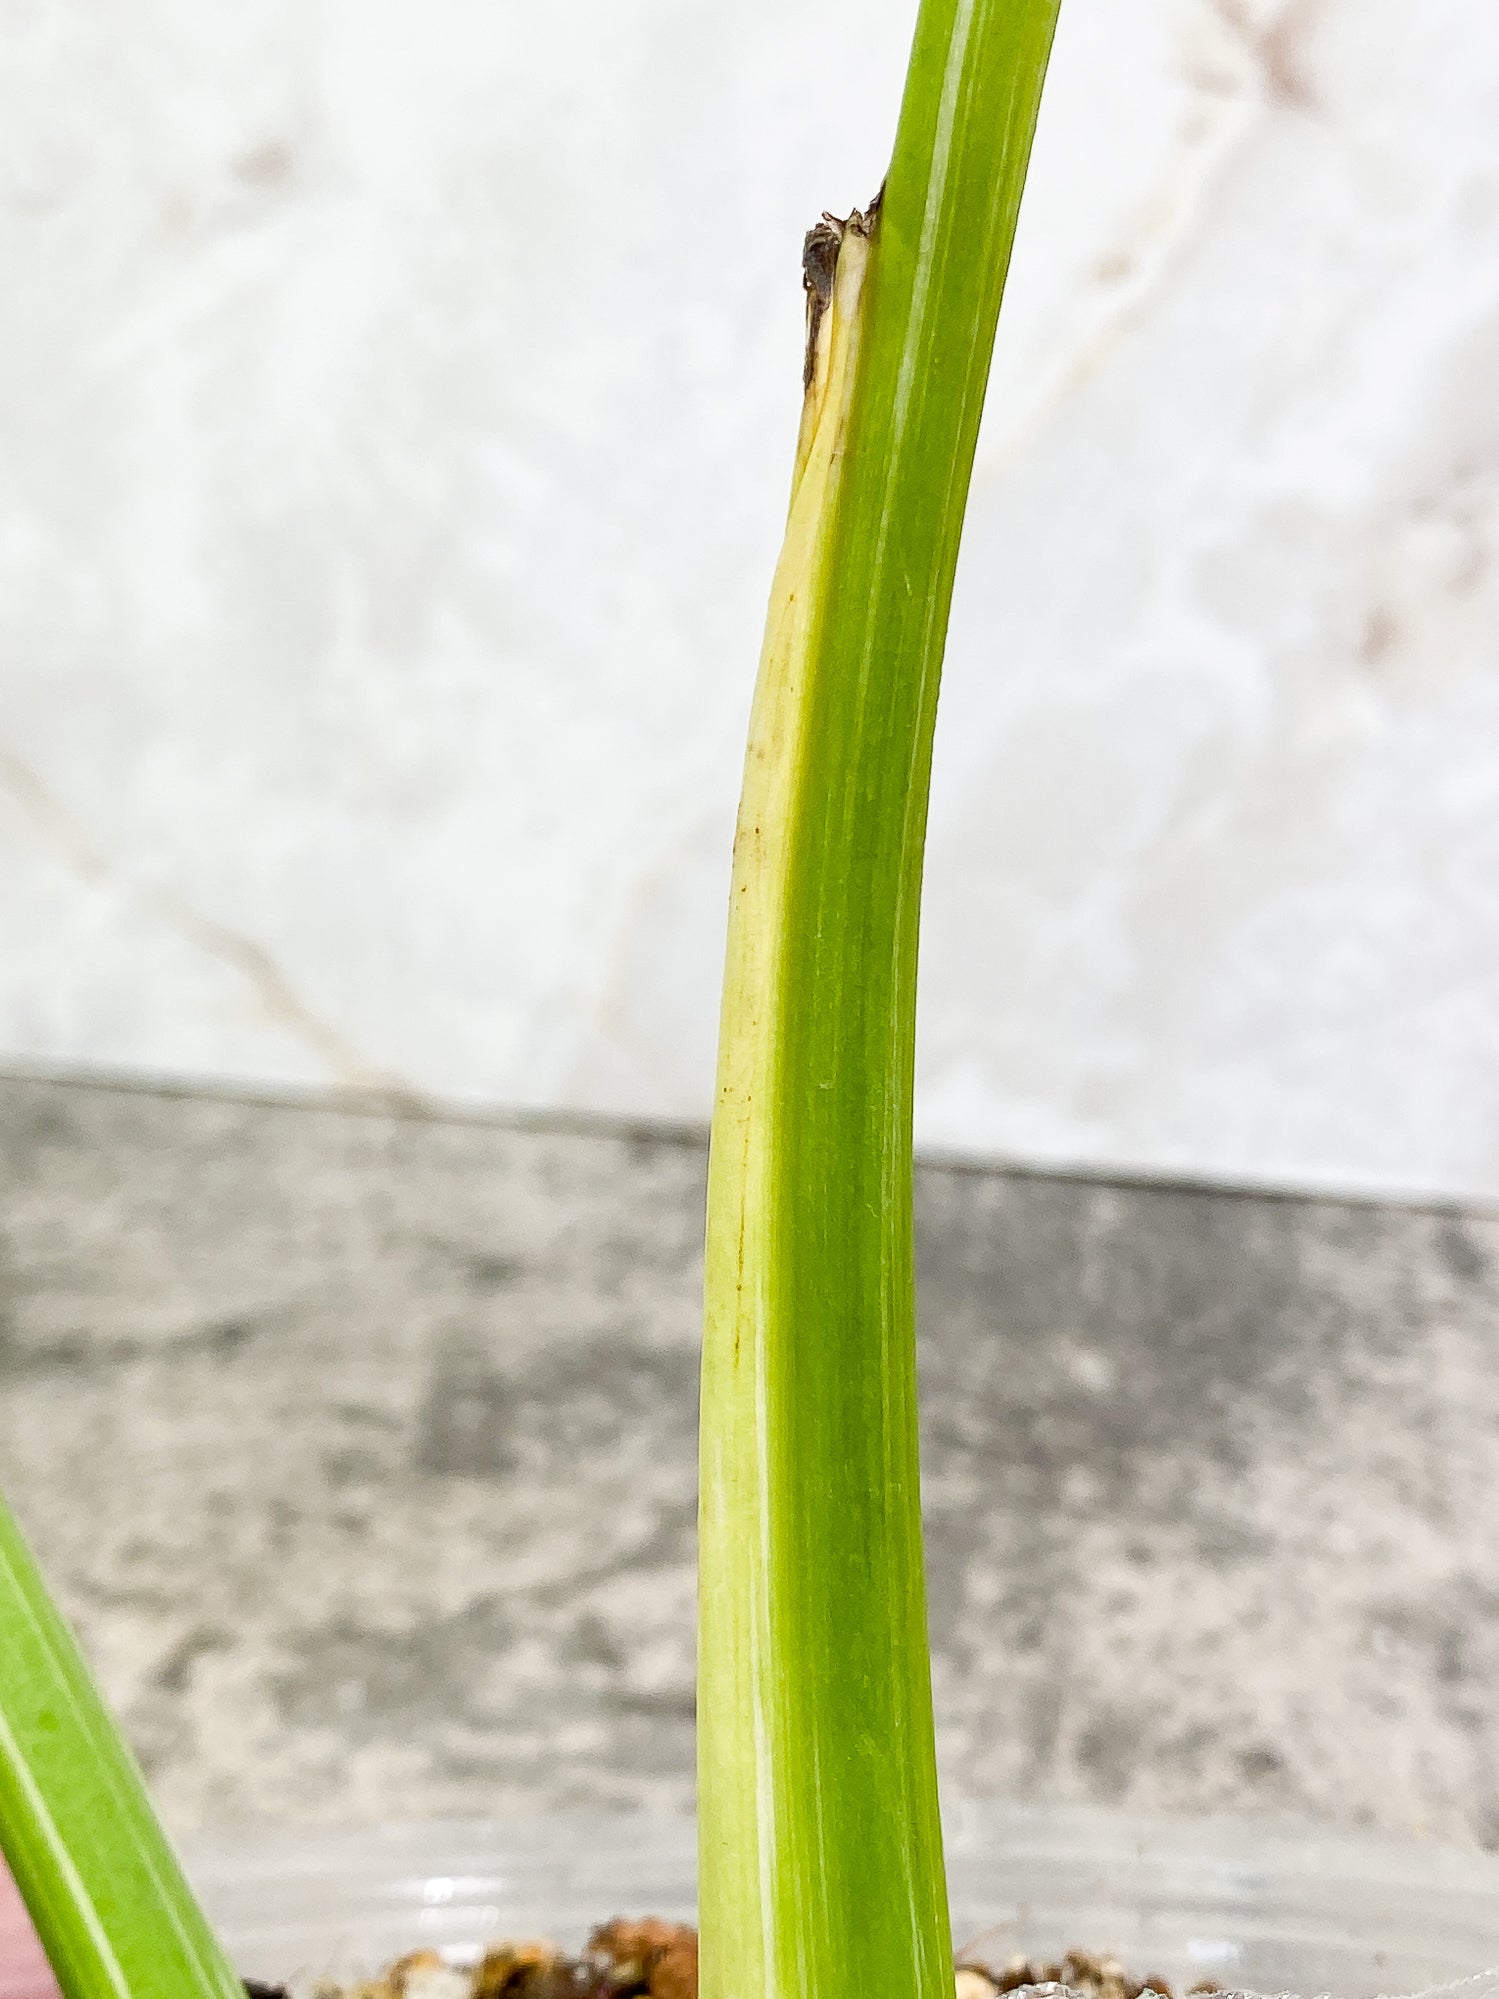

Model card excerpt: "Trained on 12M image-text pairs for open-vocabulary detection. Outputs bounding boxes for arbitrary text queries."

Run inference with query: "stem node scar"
[801,200,881,392]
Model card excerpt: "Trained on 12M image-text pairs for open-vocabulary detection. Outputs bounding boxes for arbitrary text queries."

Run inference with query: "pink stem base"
[0,1873,57,1999]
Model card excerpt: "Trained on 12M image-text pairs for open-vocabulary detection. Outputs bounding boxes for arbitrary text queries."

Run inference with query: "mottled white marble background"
[3,0,1499,1199]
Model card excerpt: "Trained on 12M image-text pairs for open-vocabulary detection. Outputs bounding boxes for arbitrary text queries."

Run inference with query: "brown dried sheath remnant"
[802,214,844,390]
[800,188,883,391]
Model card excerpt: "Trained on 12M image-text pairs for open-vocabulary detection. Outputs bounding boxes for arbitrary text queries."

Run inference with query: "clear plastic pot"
[182,1805,1499,1997]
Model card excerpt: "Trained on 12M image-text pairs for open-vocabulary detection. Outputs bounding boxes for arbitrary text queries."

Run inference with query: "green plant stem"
[0,1493,243,1999]
[698,6,1062,1999]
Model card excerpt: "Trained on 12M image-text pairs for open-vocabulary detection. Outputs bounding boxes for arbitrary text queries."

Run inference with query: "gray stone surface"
[2,1071,1498,1846]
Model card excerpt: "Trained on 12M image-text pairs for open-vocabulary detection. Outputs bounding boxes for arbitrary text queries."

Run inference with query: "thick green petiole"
[697,7,1062,1999]
[0,1494,243,1999]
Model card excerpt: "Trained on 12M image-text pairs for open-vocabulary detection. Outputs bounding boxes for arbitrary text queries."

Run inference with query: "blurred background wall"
[7,0,1499,1858]
[4,0,1499,1200]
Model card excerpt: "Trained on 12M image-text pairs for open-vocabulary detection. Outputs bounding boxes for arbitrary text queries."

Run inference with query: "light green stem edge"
[698,7,1062,1999]
[0,1495,243,1999]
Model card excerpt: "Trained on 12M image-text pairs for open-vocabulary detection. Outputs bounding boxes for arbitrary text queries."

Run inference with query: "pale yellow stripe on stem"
[698,216,875,1999]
